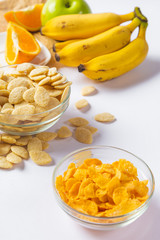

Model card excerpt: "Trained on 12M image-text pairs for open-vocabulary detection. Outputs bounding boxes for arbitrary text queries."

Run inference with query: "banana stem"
[127,17,141,32]
[134,7,148,23]
[120,12,134,22]
[138,22,148,39]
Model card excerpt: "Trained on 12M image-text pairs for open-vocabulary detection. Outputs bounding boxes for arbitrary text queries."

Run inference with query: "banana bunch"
[41,7,148,81]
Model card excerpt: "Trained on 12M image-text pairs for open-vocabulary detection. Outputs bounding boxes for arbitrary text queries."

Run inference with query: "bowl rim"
[52,145,155,221]
[0,64,71,118]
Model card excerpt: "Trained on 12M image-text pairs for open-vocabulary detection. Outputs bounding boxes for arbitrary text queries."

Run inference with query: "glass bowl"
[52,146,155,231]
[0,65,71,135]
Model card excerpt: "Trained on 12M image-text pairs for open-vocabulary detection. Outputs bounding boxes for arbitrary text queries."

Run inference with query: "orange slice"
[4,4,43,32]
[5,22,41,65]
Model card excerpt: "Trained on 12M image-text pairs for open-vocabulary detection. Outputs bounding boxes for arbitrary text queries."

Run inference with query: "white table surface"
[0,0,160,239]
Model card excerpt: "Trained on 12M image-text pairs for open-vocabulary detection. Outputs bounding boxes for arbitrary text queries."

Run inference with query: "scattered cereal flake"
[41,141,49,150]
[36,132,57,141]
[11,146,29,159]
[81,86,96,96]
[30,150,52,165]
[57,126,72,138]
[95,112,115,122]
[0,156,13,169]
[17,63,35,74]
[69,117,89,127]
[6,152,22,164]
[29,66,48,77]
[0,143,11,155]
[9,87,27,104]
[1,135,16,144]
[15,136,32,146]
[34,86,50,107]
[82,125,98,134]
[7,78,30,91]
[27,137,42,152]
[75,127,93,144]
[38,77,51,86]
[75,99,89,109]
[0,96,8,105]
[23,88,35,103]
[60,86,70,103]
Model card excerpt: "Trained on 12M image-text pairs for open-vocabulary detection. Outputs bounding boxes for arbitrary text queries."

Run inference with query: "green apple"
[41,0,91,26]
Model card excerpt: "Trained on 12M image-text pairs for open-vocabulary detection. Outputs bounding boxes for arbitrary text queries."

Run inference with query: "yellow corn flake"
[65,178,78,192]
[84,158,102,166]
[74,168,88,181]
[56,158,149,217]
[69,182,81,198]
[116,159,138,177]
[75,99,89,109]
[113,187,129,205]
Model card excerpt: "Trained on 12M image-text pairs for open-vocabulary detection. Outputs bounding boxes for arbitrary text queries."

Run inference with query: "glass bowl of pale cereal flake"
[0,63,71,135]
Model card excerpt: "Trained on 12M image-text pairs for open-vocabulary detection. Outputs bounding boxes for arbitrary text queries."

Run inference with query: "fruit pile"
[41,7,149,81]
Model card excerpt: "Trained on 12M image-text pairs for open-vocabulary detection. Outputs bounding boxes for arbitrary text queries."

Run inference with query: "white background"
[0,0,160,239]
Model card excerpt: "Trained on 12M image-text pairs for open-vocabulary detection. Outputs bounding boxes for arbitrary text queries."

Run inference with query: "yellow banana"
[53,39,82,52]
[78,22,148,81]
[41,11,134,41]
[55,17,141,67]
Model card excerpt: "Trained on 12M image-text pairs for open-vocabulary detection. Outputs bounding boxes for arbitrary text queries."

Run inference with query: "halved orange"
[5,22,41,65]
[4,4,44,32]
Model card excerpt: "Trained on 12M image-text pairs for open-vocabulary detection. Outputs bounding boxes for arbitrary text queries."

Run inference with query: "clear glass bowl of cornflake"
[53,146,155,230]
